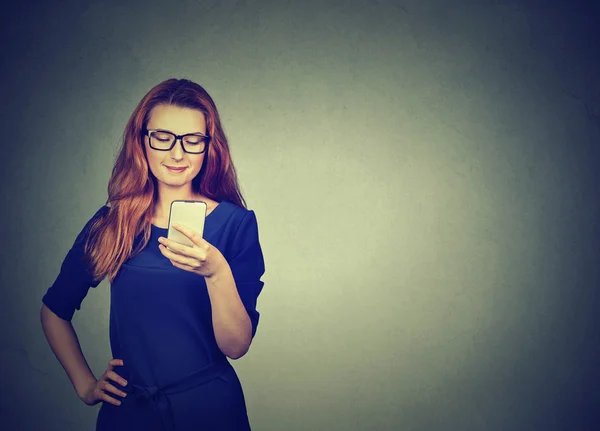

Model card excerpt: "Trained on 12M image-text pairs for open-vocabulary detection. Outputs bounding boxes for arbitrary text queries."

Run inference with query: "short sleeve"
[41,206,109,321]
[228,210,266,339]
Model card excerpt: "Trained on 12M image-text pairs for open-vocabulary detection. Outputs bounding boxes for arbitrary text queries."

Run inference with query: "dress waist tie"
[123,356,231,431]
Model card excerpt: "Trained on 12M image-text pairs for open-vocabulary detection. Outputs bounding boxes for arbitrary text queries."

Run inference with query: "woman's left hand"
[157,223,226,278]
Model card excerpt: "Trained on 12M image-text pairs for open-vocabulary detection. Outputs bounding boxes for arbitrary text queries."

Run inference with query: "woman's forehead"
[148,104,206,132]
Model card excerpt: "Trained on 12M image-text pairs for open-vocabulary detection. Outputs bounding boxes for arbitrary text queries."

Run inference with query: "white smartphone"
[167,200,207,248]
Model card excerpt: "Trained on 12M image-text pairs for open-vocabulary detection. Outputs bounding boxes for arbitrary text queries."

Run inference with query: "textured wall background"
[1,0,599,430]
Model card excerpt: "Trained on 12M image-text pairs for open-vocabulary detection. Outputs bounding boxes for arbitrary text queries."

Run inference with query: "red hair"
[83,78,246,283]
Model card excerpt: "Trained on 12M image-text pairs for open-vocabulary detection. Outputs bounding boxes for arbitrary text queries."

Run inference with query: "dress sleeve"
[228,210,266,339]
[41,206,109,321]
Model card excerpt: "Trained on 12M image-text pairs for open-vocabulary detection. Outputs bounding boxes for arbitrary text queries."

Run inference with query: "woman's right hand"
[80,359,128,406]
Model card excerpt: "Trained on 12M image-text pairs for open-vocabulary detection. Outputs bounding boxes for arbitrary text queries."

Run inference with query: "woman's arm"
[160,210,265,359]
[40,304,97,399]
[205,267,253,359]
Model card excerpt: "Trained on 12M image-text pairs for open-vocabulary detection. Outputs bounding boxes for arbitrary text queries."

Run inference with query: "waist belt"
[123,356,231,431]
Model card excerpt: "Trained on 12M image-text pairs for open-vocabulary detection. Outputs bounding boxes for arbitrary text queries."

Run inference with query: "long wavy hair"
[83,78,246,283]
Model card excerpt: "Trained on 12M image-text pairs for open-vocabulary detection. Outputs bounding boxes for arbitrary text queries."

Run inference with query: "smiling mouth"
[166,166,186,170]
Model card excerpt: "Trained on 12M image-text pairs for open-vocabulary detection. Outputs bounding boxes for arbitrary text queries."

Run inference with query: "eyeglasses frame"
[144,129,210,154]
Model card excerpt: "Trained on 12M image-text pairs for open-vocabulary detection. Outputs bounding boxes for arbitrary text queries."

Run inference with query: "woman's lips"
[166,166,186,172]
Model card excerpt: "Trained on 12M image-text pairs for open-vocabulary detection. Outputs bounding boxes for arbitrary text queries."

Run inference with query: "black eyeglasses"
[145,129,210,154]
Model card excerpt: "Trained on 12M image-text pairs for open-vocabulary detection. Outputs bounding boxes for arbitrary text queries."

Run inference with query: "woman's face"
[144,104,207,190]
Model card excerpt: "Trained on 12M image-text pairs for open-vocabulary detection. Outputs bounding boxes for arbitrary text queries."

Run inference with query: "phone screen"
[167,200,207,247]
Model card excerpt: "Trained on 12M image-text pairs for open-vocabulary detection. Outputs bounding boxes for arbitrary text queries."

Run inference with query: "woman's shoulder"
[217,200,256,221]
[212,202,261,256]
[209,201,260,240]
[70,204,110,245]
[97,204,111,216]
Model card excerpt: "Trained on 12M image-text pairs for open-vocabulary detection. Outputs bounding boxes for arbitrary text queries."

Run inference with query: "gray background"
[1,0,599,430]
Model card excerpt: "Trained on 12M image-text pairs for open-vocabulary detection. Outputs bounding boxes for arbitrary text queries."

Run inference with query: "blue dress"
[42,201,265,431]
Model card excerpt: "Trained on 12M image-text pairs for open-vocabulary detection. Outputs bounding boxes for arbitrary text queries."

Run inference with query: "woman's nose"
[170,138,185,159]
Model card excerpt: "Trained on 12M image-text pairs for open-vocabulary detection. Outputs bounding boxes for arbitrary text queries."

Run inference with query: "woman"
[40,78,265,431]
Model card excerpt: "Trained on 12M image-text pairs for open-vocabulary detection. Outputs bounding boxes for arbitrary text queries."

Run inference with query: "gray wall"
[1,0,599,430]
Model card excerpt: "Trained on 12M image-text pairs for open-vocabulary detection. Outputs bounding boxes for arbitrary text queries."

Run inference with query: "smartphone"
[167,200,207,248]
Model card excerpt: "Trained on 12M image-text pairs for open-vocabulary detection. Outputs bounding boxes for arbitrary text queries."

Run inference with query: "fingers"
[107,358,124,370]
[159,244,202,268]
[107,370,128,387]
[102,379,128,400]
[98,380,125,406]
[158,235,209,259]
[158,238,187,255]
[102,359,126,406]
[158,236,191,259]
[172,223,205,246]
